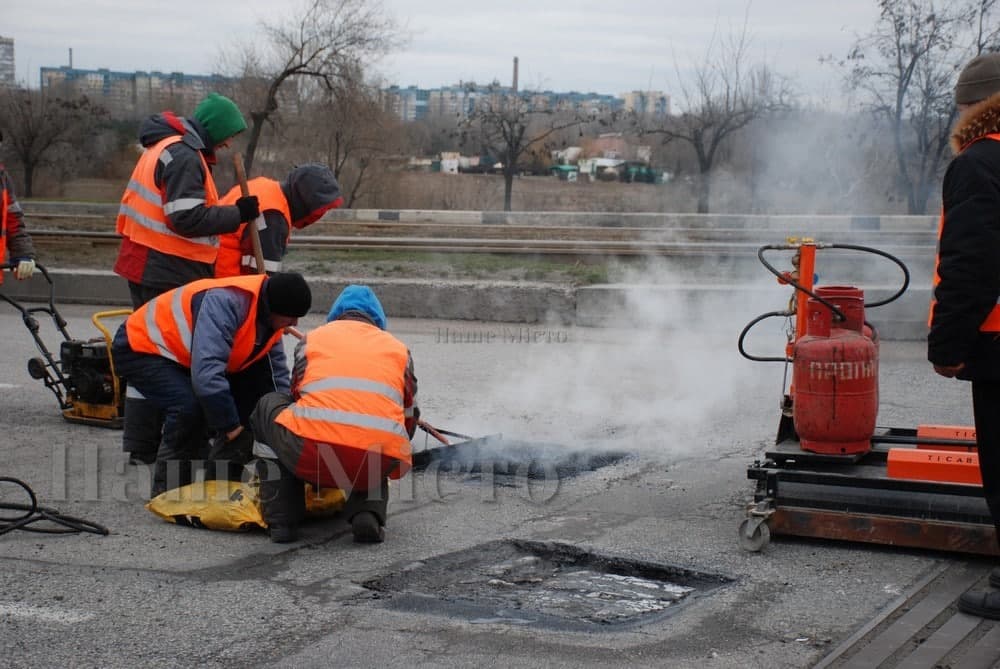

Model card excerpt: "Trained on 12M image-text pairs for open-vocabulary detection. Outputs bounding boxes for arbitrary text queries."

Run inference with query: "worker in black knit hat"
[111,272,311,497]
[928,51,1000,620]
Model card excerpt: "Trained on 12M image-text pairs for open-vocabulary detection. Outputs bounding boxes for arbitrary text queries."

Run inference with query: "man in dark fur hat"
[929,52,1000,619]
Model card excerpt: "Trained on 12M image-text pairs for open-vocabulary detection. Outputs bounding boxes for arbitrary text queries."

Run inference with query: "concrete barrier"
[1,270,932,340]
[13,204,937,339]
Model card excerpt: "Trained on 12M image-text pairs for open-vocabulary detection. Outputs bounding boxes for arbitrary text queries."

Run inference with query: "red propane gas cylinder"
[792,286,879,455]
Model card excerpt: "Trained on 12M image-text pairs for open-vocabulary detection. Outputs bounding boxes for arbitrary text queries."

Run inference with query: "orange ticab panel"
[915,424,977,451]
[887,448,982,485]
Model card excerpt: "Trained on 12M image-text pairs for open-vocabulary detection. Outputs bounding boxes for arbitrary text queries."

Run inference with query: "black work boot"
[351,512,385,543]
[255,458,304,543]
[958,589,1000,619]
[345,477,389,544]
[151,458,193,498]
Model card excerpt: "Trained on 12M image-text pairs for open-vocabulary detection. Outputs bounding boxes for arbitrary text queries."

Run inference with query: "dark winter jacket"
[189,287,289,434]
[113,112,243,295]
[928,92,1000,381]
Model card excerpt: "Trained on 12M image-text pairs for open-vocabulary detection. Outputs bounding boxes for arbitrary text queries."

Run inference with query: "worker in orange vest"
[249,285,418,543]
[0,131,37,284]
[215,164,343,277]
[111,272,311,497]
[114,92,261,467]
[929,53,1000,620]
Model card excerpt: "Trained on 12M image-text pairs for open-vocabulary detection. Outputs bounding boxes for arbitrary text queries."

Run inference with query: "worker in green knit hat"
[193,92,249,150]
[113,91,258,468]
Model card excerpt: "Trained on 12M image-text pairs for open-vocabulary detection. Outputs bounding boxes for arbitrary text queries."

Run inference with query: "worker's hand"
[209,426,254,465]
[235,195,260,223]
[13,258,35,280]
[933,363,965,378]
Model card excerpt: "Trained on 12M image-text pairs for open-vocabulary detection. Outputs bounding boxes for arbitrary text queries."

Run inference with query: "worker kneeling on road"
[111,272,311,496]
[249,285,417,544]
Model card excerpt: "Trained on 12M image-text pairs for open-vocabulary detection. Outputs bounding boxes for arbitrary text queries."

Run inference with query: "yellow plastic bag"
[145,480,263,531]
[145,480,345,532]
[304,482,347,517]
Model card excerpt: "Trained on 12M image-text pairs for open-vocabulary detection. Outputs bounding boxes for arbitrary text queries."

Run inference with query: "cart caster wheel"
[738,517,771,552]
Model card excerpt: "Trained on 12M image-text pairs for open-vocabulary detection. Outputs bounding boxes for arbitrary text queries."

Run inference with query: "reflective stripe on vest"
[125,274,282,372]
[274,320,411,462]
[216,177,292,277]
[929,133,1000,332]
[116,135,221,263]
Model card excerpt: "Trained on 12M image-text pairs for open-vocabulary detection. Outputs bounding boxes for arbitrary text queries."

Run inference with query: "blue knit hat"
[193,93,247,146]
[327,285,387,330]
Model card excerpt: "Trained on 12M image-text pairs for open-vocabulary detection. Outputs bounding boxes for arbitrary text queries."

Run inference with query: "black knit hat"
[956,53,1000,104]
[265,273,311,317]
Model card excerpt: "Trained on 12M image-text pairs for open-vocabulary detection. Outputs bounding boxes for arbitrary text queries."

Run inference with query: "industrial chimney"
[512,56,518,92]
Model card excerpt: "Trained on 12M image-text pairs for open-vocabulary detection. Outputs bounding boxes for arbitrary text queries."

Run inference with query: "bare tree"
[638,20,791,213]
[459,83,593,211]
[228,0,402,172]
[284,74,405,207]
[0,86,107,197]
[847,0,1000,214]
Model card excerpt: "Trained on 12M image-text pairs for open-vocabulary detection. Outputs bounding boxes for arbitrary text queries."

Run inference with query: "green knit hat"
[193,93,247,146]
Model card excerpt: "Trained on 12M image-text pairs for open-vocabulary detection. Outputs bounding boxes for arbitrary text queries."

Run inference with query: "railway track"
[24,203,938,263]
[28,228,937,259]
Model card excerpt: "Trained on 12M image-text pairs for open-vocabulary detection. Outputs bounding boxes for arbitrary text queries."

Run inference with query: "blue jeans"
[112,325,206,495]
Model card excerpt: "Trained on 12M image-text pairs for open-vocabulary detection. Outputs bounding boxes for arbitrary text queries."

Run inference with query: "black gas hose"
[738,242,910,363]
[0,476,109,536]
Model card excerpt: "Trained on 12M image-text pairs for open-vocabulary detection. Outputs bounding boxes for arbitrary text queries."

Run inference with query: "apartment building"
[39,66,234,119]
[0,36,15,87]
[384,83,624,121]
[621,90,670,118]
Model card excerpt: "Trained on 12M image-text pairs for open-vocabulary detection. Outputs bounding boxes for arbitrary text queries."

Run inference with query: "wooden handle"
[417,420,451,446]
[232,152,267,274]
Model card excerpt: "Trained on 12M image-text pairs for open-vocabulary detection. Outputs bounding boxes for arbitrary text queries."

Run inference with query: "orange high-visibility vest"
[116,135,221,263]
[125,274,282,371]
[929,133,1000,332]
[275,320,412,465]
[215,177,291,277]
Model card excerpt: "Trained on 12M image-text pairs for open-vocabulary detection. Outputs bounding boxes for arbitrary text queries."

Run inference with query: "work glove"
[208,426,255,467]
[13,258,35,280]
[235,195,260,223]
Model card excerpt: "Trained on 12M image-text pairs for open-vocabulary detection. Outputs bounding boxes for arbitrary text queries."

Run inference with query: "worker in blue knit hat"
[113,92,260,467]
[248,285,418,544]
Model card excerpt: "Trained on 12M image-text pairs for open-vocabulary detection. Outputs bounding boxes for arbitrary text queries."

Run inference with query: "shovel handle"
[233,152,267,275]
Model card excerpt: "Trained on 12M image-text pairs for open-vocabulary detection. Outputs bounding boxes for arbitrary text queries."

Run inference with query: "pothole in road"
[363,539,733,630]
[411,436,630,485]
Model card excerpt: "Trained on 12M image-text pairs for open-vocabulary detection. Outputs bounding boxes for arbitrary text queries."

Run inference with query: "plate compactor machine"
[1,263,129,429]
[737,240,997,556]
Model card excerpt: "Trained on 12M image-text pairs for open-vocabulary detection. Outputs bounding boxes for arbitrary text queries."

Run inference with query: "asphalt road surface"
[0,302,993,668]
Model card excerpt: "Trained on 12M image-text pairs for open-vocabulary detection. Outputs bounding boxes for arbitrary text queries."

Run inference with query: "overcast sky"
[7,0,881,102]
